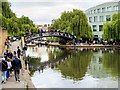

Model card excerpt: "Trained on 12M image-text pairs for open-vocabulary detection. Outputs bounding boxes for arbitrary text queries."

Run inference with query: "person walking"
[8,50,13,59]
[12,55,22,82]
[1,58,8,84]
[4,49,9,60]
[6,58,12,80]
[17,46,21,58]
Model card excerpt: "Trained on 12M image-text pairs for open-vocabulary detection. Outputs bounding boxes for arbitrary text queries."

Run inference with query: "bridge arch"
[24,30,76,44]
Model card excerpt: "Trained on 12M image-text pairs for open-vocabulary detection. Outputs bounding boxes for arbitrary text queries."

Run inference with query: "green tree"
[2,1,16,18]
[49,9,93,38]
[102,13,120,40]
[2,0,37,36]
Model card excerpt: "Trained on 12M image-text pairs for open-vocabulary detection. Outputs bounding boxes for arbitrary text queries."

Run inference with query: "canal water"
[26,45,119,88]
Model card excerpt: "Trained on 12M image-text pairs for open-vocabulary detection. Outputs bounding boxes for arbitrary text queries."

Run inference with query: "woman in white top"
[6,58,12,79]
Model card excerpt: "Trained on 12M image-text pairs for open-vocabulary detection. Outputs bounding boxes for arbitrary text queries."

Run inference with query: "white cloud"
[8,0,119,25]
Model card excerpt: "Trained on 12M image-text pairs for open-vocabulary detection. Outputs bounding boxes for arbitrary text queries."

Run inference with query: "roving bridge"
[24,30,76,44]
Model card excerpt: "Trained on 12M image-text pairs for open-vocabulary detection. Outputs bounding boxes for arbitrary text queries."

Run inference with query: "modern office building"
[85,1,119,38]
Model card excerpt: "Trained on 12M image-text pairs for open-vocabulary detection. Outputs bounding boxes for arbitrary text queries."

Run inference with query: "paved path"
[0,40,26,89]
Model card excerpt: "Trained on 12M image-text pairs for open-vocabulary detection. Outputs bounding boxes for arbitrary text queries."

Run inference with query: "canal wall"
[47,43,120,49]
[21,37,36,89]
[0,29,8,55]
[27,42,120,49]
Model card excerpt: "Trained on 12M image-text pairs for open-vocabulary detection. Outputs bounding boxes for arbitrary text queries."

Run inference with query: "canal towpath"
[0,40,35,89]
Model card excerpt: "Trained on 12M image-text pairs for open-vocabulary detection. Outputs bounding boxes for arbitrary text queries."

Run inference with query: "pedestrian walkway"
[0,40,26,89]
[1,75,25,88]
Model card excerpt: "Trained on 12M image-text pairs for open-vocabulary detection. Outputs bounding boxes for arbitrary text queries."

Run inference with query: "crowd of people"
[0,43,27,84]
[26,29,120,45]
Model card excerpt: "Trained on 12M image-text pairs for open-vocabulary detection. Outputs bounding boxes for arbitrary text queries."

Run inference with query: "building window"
[99,16,104,22]
[99,25,103,31]
[94,35,98,37]
[106,15,111,21]
[102,7,106,12]
[89,17,92,23]
[94,9,96,13]
[88,11,91,14]
[90,10,92,14]
[89,11,91,14]
[107,6,112,11]
[91,10,94,14]
[113,6,118,11]
[93,25,97,31]
[94,16,98,22]
[97,8,101,13]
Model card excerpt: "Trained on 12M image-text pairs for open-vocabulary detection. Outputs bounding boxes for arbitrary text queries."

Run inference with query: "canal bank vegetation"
[49,9,94,39]
[102,13,120,41]
[1,0,38,36]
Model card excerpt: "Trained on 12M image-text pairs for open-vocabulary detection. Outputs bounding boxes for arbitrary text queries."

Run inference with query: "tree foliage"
[49,9,93,38]
[2,1,37,36]
[102,13,120,40]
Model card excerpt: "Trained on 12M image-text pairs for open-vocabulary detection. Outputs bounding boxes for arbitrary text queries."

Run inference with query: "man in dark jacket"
[4,50,9,60]
[12,55,22,82]
[1,58,8,84]
[8,50,13,59]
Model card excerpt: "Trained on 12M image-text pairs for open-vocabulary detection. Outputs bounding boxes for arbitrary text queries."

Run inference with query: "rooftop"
[86,1,118,11]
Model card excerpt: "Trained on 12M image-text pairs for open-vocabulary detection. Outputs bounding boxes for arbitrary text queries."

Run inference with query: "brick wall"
[0,29,8,55]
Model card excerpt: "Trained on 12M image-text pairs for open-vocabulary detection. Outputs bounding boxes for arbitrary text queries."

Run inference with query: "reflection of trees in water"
[27,57,41,76]
[28,46,120,80]
[28,47,73,76]
[48,47,71,62]
[57,51,93,81]
[102,50,120,78]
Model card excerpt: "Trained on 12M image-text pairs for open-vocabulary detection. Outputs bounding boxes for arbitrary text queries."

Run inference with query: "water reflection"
[26,46,119,88]
[57,50,93,81]
[102,50,120,78]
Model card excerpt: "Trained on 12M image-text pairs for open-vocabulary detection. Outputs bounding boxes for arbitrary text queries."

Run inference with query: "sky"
[8,0,119,25]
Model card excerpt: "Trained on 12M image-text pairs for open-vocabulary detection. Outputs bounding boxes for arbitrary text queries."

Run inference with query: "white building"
[85,1,119,38]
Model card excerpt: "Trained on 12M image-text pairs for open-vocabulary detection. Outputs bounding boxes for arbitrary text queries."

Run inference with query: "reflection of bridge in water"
[29,48,75,73]
[25,31,76,44]
[38,48,106,72]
